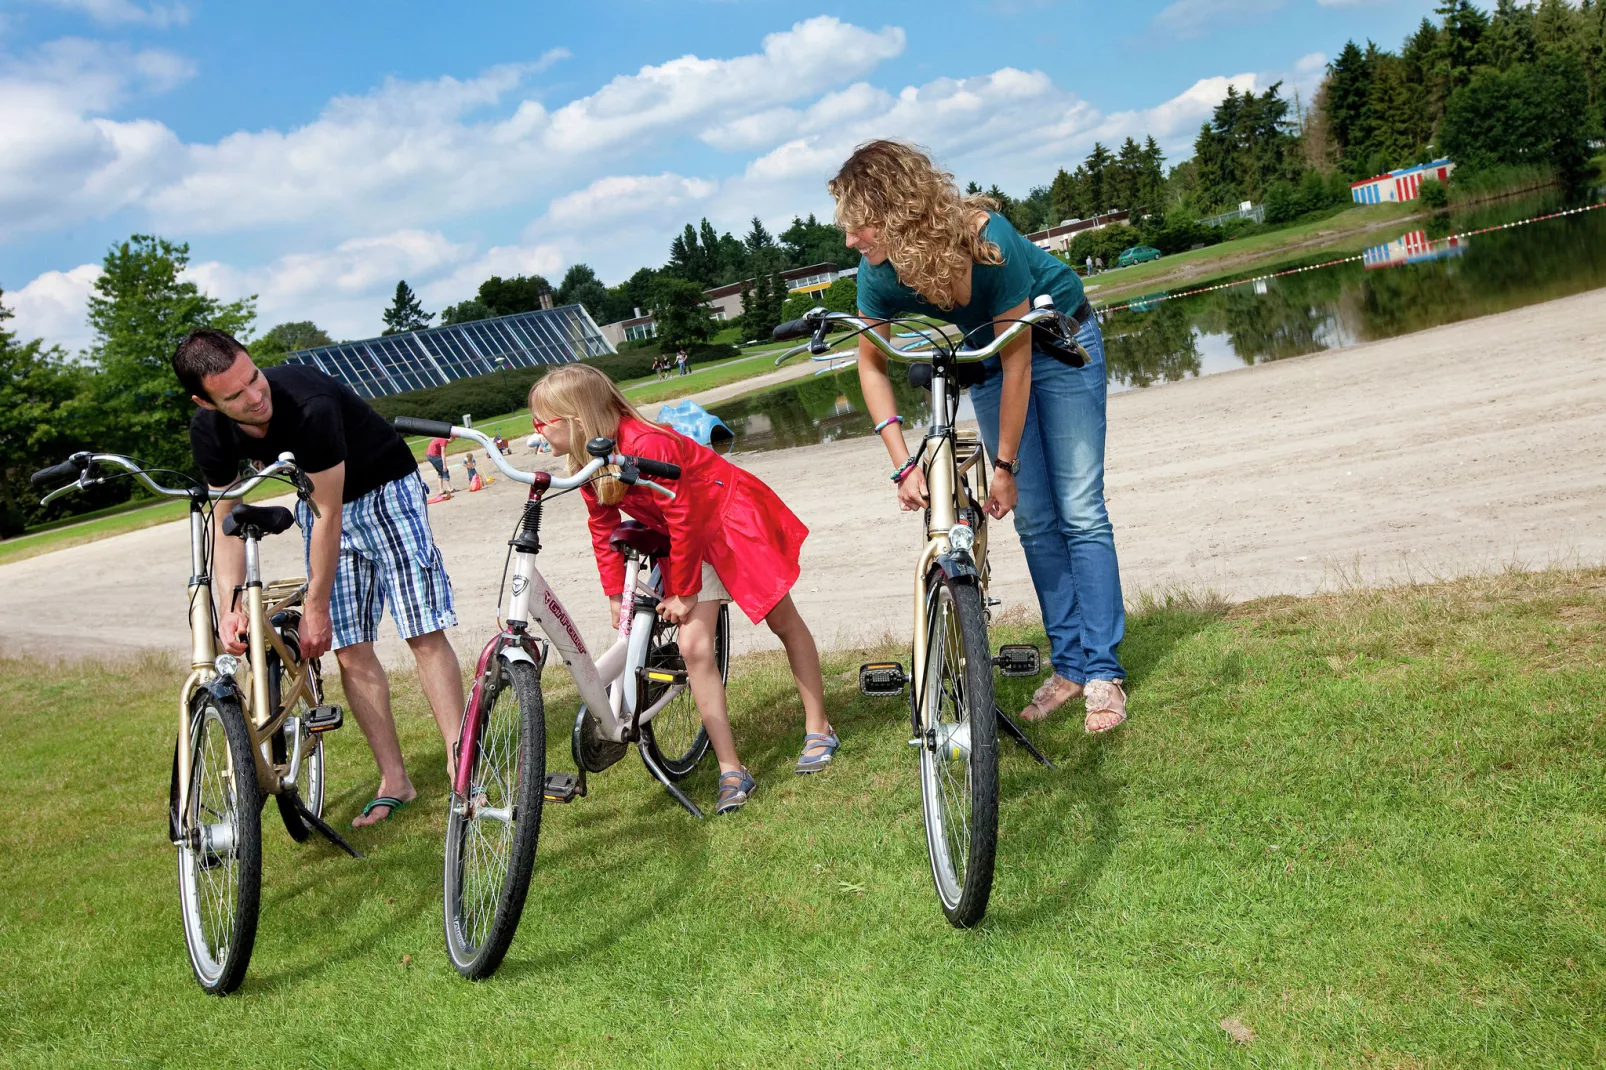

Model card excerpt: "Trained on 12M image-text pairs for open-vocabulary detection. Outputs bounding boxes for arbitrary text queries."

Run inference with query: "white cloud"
[545,173,718,226]
[0,38,192,237]
[6,263,101,354]
[30,0,190,27]
[1154,0,1285,37]
[2,18,903,243]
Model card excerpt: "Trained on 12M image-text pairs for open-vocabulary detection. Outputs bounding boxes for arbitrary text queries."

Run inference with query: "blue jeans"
[969,318,1126,683]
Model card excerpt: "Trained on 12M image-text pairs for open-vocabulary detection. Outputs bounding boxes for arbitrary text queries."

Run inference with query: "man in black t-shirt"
[177,328,463,828]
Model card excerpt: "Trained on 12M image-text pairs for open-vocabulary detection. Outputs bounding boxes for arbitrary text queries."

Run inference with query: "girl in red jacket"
[529,364,835,814]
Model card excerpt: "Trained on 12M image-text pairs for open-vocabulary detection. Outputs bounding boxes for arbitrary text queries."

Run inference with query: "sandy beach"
[4,288,1603,665]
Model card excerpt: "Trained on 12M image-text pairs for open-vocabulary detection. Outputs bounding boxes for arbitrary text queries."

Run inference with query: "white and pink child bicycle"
[393,418,730,980]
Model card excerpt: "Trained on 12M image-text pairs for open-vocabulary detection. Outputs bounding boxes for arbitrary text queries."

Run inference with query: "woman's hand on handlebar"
[897,467,929,512]
[985,469,1017,519]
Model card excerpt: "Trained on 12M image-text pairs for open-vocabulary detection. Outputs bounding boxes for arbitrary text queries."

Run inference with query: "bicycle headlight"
[214,654,241,678]
[947,522,975,554]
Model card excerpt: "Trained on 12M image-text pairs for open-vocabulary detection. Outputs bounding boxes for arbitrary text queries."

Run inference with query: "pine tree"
[1325,41,1371,171]
[381,280,432,336]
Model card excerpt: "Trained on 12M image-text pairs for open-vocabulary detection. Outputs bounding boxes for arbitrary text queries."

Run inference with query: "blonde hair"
[828,139,1003,311]
[528,364,654,506]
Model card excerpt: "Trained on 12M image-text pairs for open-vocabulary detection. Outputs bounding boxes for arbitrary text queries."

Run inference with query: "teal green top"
[854,211,1085,346]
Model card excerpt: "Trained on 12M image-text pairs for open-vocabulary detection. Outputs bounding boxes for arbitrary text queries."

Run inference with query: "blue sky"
[1,0,1438,349]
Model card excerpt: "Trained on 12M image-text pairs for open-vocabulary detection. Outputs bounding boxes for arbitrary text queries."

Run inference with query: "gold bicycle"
[33,449,357,995]
[775,297,1087,926]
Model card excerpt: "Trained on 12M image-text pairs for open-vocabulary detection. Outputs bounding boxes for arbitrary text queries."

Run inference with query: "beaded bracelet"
[890,455,920,484]
[873,415,904,434]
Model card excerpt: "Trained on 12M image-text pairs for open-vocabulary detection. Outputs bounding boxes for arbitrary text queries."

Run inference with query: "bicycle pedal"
[859,662,907,697]
[993,645,1042,678]
[637,665,687,687]
[542,772,584,803]
[305,705,344,732]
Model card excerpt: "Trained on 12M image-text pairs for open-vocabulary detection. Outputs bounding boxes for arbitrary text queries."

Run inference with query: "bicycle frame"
[39,452,322,842]
[435,427,688,800]
[775,301,1078,718]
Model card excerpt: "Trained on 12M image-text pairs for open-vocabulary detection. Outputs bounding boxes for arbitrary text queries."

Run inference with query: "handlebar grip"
[394,417,456,438]
[31,456,85,488]
[631,457,681,481]
[772,318,812,341]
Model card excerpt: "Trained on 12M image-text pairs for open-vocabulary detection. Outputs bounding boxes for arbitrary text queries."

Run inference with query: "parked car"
[1117,245,1162,268]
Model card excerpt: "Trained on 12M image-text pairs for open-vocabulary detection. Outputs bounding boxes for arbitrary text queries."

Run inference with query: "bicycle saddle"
[222,504,297,539]
[609,519,669,559]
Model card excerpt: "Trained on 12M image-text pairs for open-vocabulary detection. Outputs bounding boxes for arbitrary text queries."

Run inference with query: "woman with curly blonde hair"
[829,139,1128,733]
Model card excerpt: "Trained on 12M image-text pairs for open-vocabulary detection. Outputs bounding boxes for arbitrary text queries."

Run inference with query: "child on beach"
[529,364,835,813]
[426,436,453,497]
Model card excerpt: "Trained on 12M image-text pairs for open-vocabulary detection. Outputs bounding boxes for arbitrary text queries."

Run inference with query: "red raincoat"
[582,416,809,623]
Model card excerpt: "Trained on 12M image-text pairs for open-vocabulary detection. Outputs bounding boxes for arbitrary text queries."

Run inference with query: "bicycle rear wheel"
[917,571,998,928]
[640,602,727,780]
[175,691,262,995]
[443,657,545,980]
[266,633,325,842]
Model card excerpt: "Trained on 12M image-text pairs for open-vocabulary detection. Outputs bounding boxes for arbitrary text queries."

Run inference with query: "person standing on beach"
[829,140,1129,733]
[175,328,466,826]
[425,436,453,497]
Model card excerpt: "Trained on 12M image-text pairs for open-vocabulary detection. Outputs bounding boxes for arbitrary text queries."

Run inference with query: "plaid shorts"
[296,472,457,649]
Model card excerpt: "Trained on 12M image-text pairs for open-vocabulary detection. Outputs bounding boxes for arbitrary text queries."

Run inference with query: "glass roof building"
[286,304,614,400]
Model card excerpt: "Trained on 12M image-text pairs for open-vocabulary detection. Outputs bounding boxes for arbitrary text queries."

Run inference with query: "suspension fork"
[176,499,218,836]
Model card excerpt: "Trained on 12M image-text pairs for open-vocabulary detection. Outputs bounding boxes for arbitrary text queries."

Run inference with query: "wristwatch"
[993,456,1020,476]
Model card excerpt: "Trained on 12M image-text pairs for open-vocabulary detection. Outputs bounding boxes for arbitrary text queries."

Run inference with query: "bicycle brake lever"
[637,478,675,499]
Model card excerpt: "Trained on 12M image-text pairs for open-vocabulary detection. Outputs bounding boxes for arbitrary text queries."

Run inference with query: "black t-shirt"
[189,365,417,503]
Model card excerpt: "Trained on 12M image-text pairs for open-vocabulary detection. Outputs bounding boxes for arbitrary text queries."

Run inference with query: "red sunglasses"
[531,415,558,433]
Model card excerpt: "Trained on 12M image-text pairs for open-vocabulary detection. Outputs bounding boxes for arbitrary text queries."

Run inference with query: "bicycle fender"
[196,675,243,705]
[497,644,540,670]
[934,551,980,583]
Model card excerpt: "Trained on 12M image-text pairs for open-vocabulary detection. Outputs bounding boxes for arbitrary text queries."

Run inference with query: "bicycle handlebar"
[393,416,456,439]
[31,455,86,488]
[398,420,677,498]
[773,297,1081,368]
[34,451,315,513]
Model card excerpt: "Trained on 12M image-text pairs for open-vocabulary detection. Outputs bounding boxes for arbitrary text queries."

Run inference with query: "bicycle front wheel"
[640,602,727,780]
[443,658,545,980]
[917,571,999,928]
[175,692,263,995]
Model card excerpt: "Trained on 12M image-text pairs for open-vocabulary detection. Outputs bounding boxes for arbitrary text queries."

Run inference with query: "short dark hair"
[173,328,249,400]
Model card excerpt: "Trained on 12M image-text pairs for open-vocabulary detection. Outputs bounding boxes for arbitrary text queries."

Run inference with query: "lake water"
[713,190,1606,453]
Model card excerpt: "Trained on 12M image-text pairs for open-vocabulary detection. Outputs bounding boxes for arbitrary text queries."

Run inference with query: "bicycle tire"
[175,690,262,995]
[640,602,727,780]
[917,571,999,928]
[443,658,545,980]
[266,635,325,842]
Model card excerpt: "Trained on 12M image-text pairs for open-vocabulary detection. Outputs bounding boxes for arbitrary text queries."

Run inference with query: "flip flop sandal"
[795,730,840,775]
[715,769,756,815]
[352,796,410,827]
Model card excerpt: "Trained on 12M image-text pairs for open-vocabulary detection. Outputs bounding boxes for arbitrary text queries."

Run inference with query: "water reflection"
[715,190,1606,452]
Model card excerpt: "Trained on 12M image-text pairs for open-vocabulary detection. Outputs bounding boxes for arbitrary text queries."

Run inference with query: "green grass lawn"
[1084,202,1421,304]
[2,568,1602,1066]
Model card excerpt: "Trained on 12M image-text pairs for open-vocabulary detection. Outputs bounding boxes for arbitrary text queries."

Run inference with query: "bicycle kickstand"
[284,788,364,858]
[637,741,705,819]
[994,705,1054,769]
